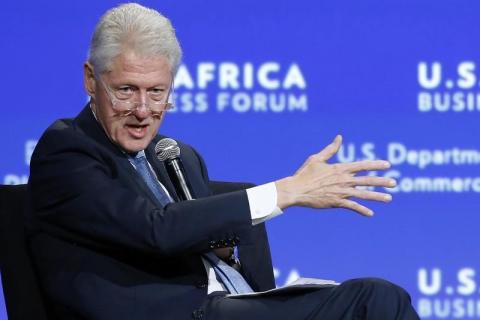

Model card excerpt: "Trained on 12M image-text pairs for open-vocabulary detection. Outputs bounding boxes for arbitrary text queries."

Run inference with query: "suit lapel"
[73,104,174,207]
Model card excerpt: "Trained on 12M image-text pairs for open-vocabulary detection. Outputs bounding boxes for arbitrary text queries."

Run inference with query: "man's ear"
[84,62,96,97]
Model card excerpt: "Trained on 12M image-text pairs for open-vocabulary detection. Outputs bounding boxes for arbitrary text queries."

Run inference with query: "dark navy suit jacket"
[27,106,275,319]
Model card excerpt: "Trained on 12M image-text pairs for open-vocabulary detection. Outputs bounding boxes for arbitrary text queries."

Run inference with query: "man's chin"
[117,139,150,153]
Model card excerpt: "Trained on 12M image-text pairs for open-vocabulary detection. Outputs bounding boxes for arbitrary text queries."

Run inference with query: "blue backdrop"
[1,1,479,318]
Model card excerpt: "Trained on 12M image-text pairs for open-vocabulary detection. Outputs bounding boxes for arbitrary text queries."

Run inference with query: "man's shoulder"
[35,117,80,151]
[46,117,75,131]
[32,109,109,162]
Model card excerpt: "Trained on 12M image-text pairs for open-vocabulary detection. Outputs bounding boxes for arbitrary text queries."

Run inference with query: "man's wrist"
[275,176,297,210]
[247,183,284,225]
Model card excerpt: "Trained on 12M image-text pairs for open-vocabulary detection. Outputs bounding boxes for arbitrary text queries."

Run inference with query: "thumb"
[317,135,342,162]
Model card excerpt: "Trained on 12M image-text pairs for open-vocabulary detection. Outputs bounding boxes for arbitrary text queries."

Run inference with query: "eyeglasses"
[97,76,175,117]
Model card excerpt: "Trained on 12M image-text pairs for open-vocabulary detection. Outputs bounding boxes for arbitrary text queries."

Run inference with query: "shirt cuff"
[246,182,283,225]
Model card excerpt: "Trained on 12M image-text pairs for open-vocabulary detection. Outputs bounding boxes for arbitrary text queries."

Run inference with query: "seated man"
[27,3,420,319]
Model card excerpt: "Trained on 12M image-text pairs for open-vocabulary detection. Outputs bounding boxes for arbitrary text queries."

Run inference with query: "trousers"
[203,278,420,320]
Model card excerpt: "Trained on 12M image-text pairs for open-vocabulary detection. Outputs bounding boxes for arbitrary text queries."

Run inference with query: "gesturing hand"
[275,135,396,216]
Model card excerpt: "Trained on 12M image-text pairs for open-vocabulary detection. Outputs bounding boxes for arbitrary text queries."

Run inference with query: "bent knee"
[341,278,411,301]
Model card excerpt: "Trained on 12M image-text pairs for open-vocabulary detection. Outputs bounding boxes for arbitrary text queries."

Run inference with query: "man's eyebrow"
[148,84,169,89]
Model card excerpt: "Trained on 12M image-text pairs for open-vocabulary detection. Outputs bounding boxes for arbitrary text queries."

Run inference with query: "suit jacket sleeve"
[28,118,255,258]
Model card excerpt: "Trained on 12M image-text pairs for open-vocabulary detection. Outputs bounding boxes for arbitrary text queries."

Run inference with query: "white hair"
[88,3,182,75]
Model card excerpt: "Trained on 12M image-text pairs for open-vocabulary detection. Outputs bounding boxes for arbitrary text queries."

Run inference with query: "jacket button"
[195,281,207,288]
[192,309,204,319]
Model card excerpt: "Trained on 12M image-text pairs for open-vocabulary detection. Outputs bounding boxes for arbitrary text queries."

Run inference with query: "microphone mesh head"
[155,138,180,161]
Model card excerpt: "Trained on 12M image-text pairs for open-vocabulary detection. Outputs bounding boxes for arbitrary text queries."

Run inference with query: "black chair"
[0,184,48,320]
[0,181,263,319]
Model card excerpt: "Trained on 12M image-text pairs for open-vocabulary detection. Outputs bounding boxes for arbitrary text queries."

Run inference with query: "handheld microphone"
[156,138,238,265]
[155,138,193,201]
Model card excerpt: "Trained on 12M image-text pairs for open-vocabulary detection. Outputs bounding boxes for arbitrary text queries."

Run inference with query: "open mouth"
[125,124,149,138]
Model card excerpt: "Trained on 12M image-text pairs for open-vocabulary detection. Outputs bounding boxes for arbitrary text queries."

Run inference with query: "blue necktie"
[129,152,171,207]
[130,151,253,294]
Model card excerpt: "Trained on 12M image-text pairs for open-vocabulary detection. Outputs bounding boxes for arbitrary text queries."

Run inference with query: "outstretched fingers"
[337,179,394,217]
[351,176,397,188]
[342,160,391,173]
[347,188,392,202]
[338,199,374,217]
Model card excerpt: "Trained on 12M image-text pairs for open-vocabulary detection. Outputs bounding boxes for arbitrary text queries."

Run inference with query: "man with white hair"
[27,3,419,319]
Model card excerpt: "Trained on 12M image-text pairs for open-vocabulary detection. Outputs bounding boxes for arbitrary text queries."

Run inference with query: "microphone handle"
[165,158,194,201]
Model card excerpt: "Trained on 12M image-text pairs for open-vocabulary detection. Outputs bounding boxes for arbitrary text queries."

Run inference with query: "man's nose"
[133,103,150,119]
[133,92,150,118]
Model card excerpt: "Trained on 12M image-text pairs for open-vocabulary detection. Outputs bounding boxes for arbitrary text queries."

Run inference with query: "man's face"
[84,52,172,153]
